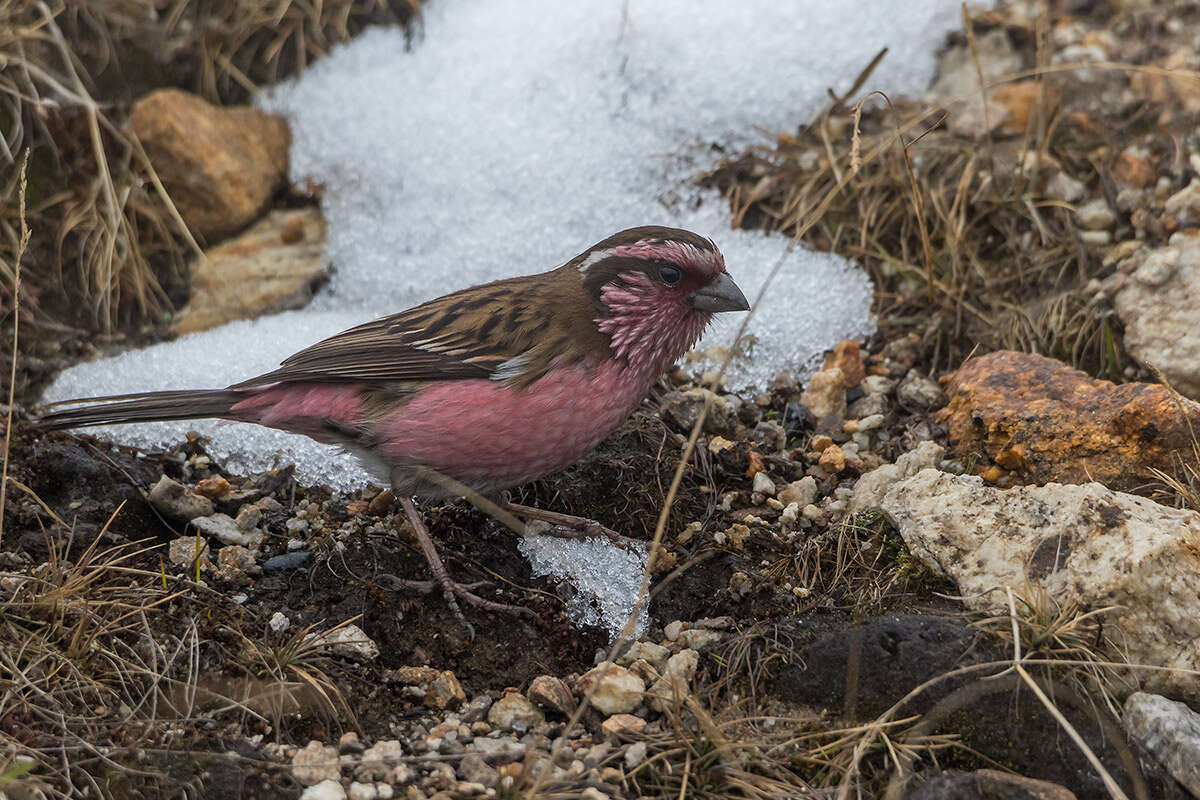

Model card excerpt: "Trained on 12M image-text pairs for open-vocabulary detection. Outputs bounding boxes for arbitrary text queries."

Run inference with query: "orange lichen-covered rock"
[937,351,1200,490]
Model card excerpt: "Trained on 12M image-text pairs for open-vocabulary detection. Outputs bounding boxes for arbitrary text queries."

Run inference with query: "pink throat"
[595,272,711,379]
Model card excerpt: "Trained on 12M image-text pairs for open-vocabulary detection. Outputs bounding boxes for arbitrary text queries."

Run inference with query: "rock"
[648,649,699,712]
[128,88,290,240]
[1123,692,1200,796]
[458,753,498,788]
[779,476,818,507]
[1166,179,1200,226]
[620,641,670,672]
[925,31,1022,138]
[1114,147,1155,188]
[658,388,737,435]
[751,471,776,496]
[426,670,467,710]
[338,732,364,755]
[824,340,865,387]
[578,663,644,715]
[149,476,214,520]
[527,675,576,717]
[460,694,494,724]
[1044,171,1085,203]
[904,769,1076,799]
[472,736,526,764]
[881,469,1200,695]
[937,351,1200,489]
[818,444,846,474]
[1113,236,1200,400]
[194,475,232,499]
[896,372,945,410]
[172,208,330,335]
[601,713,646,739]
[664,620,685,641]
[1075,198,1116,230]
[167,536,210,569]
[367,489,395,516]
[192,513,263,548]
[347,783,377,800]
[292,740,340,786]
[268,611,290,633]
[300,780,347,800]
[309,624,379,662]
[677,629,723,651]
[487,692,544,732]
[624,741,648,771]
[800,367,846,420]
[850,441,944,514]
[360,740,403,781]
[263,551,311,573]
[217,544,257,573]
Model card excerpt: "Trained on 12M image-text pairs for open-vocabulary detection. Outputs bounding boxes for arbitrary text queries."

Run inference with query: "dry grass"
[0,0,419,336]
[701,7,1200,380]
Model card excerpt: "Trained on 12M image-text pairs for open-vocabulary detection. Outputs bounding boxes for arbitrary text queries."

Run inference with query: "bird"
[40,225,749,626]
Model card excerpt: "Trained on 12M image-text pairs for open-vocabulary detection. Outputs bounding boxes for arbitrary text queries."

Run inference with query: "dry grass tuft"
[0,0,419,336]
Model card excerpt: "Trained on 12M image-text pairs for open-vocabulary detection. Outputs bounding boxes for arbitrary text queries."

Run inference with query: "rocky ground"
[6,1,1200,799]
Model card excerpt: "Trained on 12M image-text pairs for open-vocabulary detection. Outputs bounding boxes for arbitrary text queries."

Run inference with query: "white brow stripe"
[577,248,616,274]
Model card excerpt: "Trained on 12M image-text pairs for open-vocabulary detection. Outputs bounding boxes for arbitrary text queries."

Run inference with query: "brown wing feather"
[229,269,608,390]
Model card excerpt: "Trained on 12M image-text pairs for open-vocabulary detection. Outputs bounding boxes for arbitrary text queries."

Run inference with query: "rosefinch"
[42,226,749,624]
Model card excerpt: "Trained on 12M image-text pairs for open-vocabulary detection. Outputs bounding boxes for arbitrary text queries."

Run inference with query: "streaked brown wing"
[230,274,549,389]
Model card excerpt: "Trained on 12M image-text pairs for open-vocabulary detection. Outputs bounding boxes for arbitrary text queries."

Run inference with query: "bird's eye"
[659,265,682,286]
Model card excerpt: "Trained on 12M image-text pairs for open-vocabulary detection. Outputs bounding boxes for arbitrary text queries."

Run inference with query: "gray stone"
[292,740,339,786]
[1123,692,1200,795]
[149,476,213,520]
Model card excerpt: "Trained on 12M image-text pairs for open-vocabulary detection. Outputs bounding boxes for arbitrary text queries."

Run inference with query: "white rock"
[360,740,404,781]
[1075,198,1116,230]
[849,441,944,514]
[752,471,776,496]
[664,620,685,642]
[487,692,545,732]
[149,476,214,520]
[620,641,671,671]
[308,624,379,662]
[1123,692,1200,796]
[624,741,648,771]
[649,649,700,712]
[1165,178,1200,225]
[1113,236,1200,400]
[292,741,340,786]
[1045,171,1085,203]
[268,611,290,634]
[192,513,264,548]
[778,476,818,508]
[300,780,346,800]
[578,663,645,715]
[347,781,378,800]
[881,469,1200,695]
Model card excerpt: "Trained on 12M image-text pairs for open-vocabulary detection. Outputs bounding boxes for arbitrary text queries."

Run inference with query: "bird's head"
[572,226,749,372]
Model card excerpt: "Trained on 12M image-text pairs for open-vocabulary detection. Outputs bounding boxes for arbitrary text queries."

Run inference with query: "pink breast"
[375,360,653,490]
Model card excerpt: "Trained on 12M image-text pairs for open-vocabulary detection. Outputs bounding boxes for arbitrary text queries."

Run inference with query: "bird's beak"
[691,273,750,313]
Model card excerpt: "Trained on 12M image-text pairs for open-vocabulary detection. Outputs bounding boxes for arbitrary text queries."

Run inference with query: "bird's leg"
[383,496,534,631]
[502,501,641,550]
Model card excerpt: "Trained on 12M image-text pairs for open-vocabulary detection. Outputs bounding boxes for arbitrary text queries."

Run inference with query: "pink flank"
[373,359,656,490]
[231,383,365,441]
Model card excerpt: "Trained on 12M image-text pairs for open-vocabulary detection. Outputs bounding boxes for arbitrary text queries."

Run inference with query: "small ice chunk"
[518,536,649,640]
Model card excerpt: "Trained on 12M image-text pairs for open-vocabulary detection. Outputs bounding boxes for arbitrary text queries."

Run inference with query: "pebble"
[292,741,340,786]
[300,780,346,800]
[148,476,214,520]
[459,694,494,724]
[664,620,685,641]
[527,675,576,716]
[360,740,404,781]
[458,753,498,787]
[620,641,670,671]
[624,741,648,770]
[168,537,210,569]
[750,471,776,497]
[309,624,379,662]
[263,551,311,573]
[1075,197,1115,230]
[897,372,946,409]
[192,513,263,548]
[487,692,544,732]
[472,736,526,764]
[778,476,818,507]
[269,612,290,634]
[578,663,644,715]
[1165,178,1200,225]
[348,782,378,800]
[1044,170,1085,202]
[648,649,699,712]
[601,713,647,739]
[818,444,846,474]
[800,367,847,420]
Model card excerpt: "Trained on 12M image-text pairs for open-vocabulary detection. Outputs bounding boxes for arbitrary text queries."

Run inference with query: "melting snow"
[45,0,964,489]
[519,535,650,641]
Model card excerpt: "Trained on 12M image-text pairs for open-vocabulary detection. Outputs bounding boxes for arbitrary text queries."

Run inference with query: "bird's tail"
[38,389,245,430]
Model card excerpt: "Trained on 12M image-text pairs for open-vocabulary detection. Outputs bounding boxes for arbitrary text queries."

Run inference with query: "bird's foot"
[503,501,641,551]
[391,497,533,636]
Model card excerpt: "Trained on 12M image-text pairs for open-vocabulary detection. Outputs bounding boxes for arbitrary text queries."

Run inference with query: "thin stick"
[0,149,29,548]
